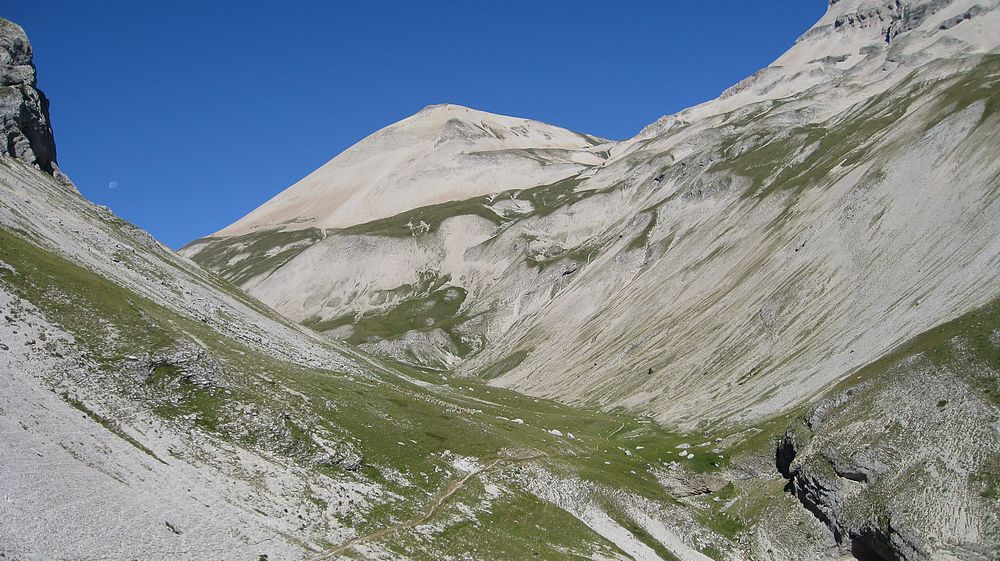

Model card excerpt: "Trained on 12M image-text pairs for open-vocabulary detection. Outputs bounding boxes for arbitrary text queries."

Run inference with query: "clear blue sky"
[7,1,825,248]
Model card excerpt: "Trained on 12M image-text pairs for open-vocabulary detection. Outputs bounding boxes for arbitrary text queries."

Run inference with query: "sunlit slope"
[0,157,762,561]
[472,54,1000,426]
[186,1,1000,428]
[210,104,608,236]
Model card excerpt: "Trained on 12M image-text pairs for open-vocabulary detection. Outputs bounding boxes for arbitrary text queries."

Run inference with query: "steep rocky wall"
[777,300,1000,560]
[0,18,59,176]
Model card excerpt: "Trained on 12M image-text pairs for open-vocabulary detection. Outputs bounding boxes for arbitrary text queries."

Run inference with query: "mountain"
[215,104,609,236]
[181,0,1000,558]
[0,16,839,561]
[185,0,1000,423]
[1,17,740,561]
[5,3,1000,561]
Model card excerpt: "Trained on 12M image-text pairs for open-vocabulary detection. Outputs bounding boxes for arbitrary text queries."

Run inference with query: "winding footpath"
[307,455,537,560]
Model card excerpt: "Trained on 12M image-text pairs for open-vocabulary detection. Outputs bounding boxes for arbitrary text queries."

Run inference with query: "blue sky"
[7,1,825,248]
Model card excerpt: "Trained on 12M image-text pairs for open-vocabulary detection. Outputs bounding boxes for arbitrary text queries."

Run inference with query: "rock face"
[777,302,1000,561]
[0,18,58,175]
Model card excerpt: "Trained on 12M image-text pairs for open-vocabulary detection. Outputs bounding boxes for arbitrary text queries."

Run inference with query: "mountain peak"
[813,0,999,45]
[210,104,606,236]
[407,103,556,131]
[642,0,1000,130]
[417,102,471,113]
[406,103,517,127]
[0,18,60,176]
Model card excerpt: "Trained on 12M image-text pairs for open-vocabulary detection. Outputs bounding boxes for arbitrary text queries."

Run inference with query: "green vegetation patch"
[305,272,475,358]
[185,227,326,285]
[480,350,529,380]
[566,417,733,503]
[971,453,1000,499]
[0,227,176,361]
[341,197,504,238]
[828,296,1000,405]
[712,56,1000,203]
[527,240,605,271]
[921,54,1000,133]
[627,211,658,252]
[715,84,918,199]
[393,483,628,561]
[0,226,325,464]
[335,175,596,239]
[592,494,683,561]
[145,363,229,433]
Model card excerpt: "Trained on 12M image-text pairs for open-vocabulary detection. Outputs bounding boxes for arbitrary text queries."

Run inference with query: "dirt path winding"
[609,422,626,438]
[306,455,532,560]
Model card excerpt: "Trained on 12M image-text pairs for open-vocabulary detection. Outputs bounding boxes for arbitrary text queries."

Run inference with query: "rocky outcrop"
[776,306,1000,561]
[825,0,990,43]
[0,18,59,176]
[777,421,917,561]
[144,343,226,389]
[830,1,939,38]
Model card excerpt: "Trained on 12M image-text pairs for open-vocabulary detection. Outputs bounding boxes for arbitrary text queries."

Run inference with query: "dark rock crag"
[776,344,1000,561]
[0,18,61,177]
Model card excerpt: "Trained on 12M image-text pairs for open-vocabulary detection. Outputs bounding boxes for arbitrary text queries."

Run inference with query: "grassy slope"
[181,227,327,285]
[303,273,472,349]
[7,193,996,557]
[713,54,1000,201]
[0,224,742,559]
[184,174,626,366]
[690,296,1000,553]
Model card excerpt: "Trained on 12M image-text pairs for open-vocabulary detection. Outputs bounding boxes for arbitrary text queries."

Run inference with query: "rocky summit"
[3,2,1000,561]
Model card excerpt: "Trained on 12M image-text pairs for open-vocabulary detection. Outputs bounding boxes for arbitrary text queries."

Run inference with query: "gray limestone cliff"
[0,18,60,177]
[776,301,1000,561]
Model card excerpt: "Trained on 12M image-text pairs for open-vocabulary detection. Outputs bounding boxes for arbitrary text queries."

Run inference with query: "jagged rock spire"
[0,18,60,176]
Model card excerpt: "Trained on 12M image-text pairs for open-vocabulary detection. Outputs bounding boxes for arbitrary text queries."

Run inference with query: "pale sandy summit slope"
[216,104,608,235]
